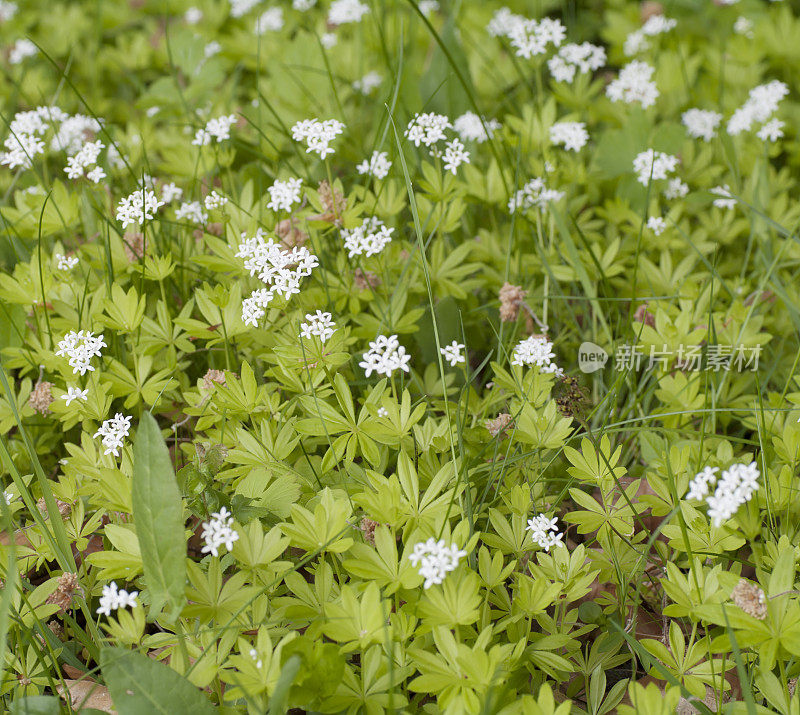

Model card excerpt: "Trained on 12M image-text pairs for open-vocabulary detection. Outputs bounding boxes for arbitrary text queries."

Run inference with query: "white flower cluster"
[507,17,566,59]
[443,138,470,174]
[204,190,228,210]
[734,16,753,37]
[356,150,392,179]
[405,112,452,148]
[230,0,261,19]
[51,113,103,154]
[408,538,467,589]
[328,0,369,25]
[526,515,565,551]
[508,177,564,213]
[664,178,689,200]
[682,109,723,142]
[647,216,667,235]
[96,581,138,617]
[61,386,88,406]
[686,462,760,527]
[440,341,465,367]
[291,118,345,159]
[162,182,183,203]
[0,2,18,22]
[3,490,14,506]
[64,140,105,181]
[300,310,336,343]
[255,7,283,34]
[1,131,45,170]
[237,229,319,326]
[757,118,784,142]
[549,121,589,152]
[340,217,394,258]
[711,184,736,210]
[94,413,132,457]
[632,149,679,185]
[56,253,79,271]
[192,114,237,146]
[606,61,659,109]
[511,335,562,375]
[727,80,788,136]
[9,38,37,65]
[548,42,606,83]
[487,7,519,37]
[267,178,303,212]
[624,14,677,56]
[359,334,411,378]
[353,71,382,95]
[453,111,501,143]
[185,7,202,24]
[116,189,165,228]
[201,507,240,557]
[175,201,208,224]
[56,330,106,375]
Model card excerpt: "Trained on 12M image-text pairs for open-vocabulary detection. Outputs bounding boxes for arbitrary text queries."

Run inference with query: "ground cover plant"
[2,0,800,712]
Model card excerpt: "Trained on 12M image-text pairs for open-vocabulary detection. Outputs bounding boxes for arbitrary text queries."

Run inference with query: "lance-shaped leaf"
[132,411,186,621]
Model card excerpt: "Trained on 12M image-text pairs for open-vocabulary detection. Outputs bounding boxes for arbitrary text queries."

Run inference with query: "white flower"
[664,178,689,199]
[161,182,183,204]
[50,113,102,154]
[419,0,439,14]
[9,38,37,65]
[682,108,722,142]
[606,61,659,108]
[185,6,203,23]
[56,330,106,375]
[56,253,79,271]
[230,0,262,18]
[320,33,338,49]
[686,466,719,502]
[624,14,676,56]
[1,132,45,170]
[632,149,679,185]
[204,191,228,210]
[300,311,336,343]
[442,138,470,174]
[487,7,522,38]
[3,490,15,506]
[255,7,283,34]
[356,151,392,179]
[93,413,132,457]
[734,16,753,37]
[377,407,388,418]
[647,216,667,235]
[291,118,345,159]
[204,41,222,58]
[0,2,18,22]
[61,386,89,406]
[757,118,784,142]
[267,178,303,212]
[341,217,394,258]
[237,229,318,326]
[507,17,565,59]
[508,178,564,213]
[511,335,562,375]
[86,166,106,183]
[404,113,451,148]
[702,461,760,527]
[359,334,411,378]
[96,581,138,617]
[116,189,164,228]
[727,80,788,135]
[353,71,382,95]
[711,184,736,210]
[526,514,565,551]
[549,121,589,152]
[175,200,208,225]
[63,139,104,179]
[547,42,606,83]
[293,0,316,9]
[328,0,369,25]
[407,538,467,589]
[201,507,239,557]
[440,341,465,367]
[192,114,237,145]
[453,112,501,143]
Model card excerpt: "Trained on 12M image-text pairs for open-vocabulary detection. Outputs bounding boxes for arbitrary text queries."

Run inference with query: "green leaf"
[100,647,215,715]
[8,696,61,715]
[131,412,186,621]
[268,655,302,715]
